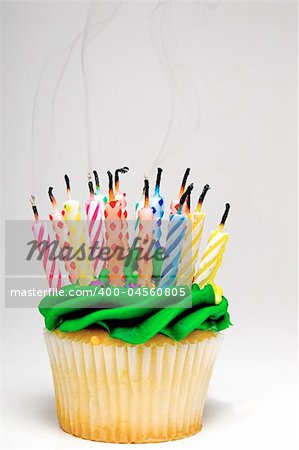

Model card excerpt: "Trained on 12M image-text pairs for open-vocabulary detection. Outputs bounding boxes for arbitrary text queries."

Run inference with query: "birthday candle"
[93,170,107,218]
[176,184,210,287]
[170,168,190,215]
[159,184,193,288]
[137,179,154,287]
[128,178,146,276]
[194,203,230,288]
[135,178,145,224]
[63,175,93,286]
[114,166,130,256]
[104,171,125,286]
[30,195,63,289]
[85,178,106,278]
[48,187,78,284]
[149,167,164,249]
[134,175,149,244]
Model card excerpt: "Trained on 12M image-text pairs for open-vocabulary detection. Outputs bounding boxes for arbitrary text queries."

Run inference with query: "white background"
[1,1,298,449]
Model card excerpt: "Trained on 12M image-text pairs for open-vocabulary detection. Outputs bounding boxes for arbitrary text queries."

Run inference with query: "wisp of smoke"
[31,1,121,193]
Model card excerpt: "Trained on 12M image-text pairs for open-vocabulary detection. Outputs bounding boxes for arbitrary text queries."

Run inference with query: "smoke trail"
[147,0,219,175]
[148,1,176,175]
[80,2,121,171]
[31,2,121,193]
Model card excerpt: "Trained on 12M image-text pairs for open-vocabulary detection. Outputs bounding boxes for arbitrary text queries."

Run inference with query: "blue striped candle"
[159,213,187,288]
[159,182,193,288]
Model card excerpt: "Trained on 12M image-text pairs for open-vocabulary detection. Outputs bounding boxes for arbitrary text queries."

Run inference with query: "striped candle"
[170,167,190,215]
[30,196,63,289]
[131,179,146,277]
[137,179,154,287]
[194,203,230,288]
[159,184,193,288]
[134,179,145,232]
[104,171,125,286]
[92,170,107,219]
[176,185,210,287]
[48,187,78,284]
[115,167,129,256]
[149,167,164,249]
[63,175,94,286]
[85,179,106,278]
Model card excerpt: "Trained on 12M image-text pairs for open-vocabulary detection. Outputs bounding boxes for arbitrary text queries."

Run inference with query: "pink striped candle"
[115,166,129,256]
[85,179,106,278]
[48,187,78,284]
[30,195,63,290]
[92,170,107,219]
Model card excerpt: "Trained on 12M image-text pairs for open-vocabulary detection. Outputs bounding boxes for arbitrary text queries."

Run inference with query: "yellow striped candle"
[176,185,210,286]
[63,174,93,286]
[194,203,230,289]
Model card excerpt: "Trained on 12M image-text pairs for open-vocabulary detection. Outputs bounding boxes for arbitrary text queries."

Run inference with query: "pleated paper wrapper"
[44,330,223,443]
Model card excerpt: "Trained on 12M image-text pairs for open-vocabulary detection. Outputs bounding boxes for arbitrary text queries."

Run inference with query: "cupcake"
[34,167,232,443]
[39,282,231,443]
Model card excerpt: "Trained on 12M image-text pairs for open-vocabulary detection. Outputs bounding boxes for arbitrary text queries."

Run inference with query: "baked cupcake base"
[44,328,222,443]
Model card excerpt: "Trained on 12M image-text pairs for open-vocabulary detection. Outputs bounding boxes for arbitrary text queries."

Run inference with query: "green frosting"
[39,283,231,344]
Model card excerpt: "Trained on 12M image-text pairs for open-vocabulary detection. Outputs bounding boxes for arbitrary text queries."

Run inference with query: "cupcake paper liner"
[44,330,223,443]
